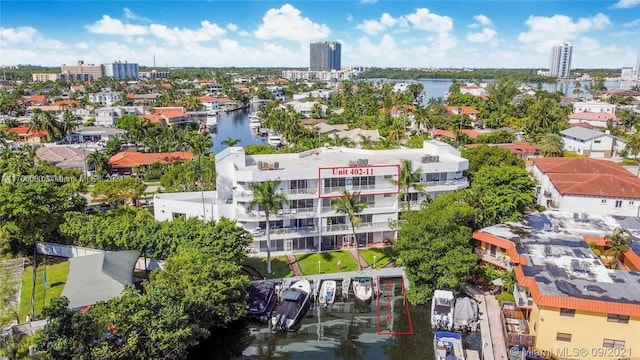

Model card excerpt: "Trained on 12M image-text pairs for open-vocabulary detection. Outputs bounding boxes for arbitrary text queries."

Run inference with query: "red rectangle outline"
[376,274,414,336]
[317,164,400,199]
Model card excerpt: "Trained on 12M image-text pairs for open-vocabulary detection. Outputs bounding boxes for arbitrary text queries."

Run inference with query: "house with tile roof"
[141,107,192,127]
[6,127,48,143]
[560,127,625,158]
[466,142,540,160]
[109,150,193,175]
[532,158,640,216]
[28,95,49,106]
[473,211,640,355]
[568,111,619,128]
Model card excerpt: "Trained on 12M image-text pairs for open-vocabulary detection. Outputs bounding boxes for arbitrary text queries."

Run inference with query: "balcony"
[513,285,533,309]
[234,187,318,199]
[475,247,512,270]
[501,302,536,348]
[252,225,318,239]
[321,221,393,233]
[422,178,469,191]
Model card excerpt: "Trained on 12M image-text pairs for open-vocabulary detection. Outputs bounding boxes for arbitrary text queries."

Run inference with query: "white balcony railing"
[513,285,533,308]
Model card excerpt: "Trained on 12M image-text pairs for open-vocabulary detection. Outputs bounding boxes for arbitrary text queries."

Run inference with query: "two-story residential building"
[280,100,327,117]
[560,127,625,158]
[572,101,617,114]
[142,107,192,127]
[568,111,618,128]
[459,85,488,97]
[198,96,220,112]
[94,106,145,127]
[473,212,640,358]
[89,88,120,107]
[533,157,640,216]
[154,141,469,254]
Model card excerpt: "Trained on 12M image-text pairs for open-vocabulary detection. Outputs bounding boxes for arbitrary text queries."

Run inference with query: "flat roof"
[479,212,640,306]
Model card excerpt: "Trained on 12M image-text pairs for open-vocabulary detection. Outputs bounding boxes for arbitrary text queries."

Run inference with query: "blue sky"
[1,1,639,69]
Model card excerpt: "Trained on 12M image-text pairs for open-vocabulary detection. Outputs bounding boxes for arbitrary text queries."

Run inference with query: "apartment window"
[358,214,373,224]
[593,140,601,144]
[384,194,392,198]
[607,314,630,324]
[601,199,607,204]
[172,212,186,219]
[615,200,622,208]
[629,201,635,206]
[559,308,575,317]
[603,339,625,348]
[556,333,572,342]
[360,195,375,205]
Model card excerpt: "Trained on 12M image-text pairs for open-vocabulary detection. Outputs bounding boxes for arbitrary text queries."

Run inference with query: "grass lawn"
[296,251,358,275]
[243,256,292,279]
[359,247,398,269]
[19,258,69,322]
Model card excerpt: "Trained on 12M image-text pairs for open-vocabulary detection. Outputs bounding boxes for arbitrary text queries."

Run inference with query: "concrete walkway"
[475,295,495,360]
[285,254,303,277]
[348,247,369,269]
[485,295,508,360]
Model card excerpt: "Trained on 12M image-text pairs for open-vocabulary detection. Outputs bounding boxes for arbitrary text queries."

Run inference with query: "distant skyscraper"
[635,49,640,81]
[549,42,573,79]
[310,41,341,71]
[103,61,139,79]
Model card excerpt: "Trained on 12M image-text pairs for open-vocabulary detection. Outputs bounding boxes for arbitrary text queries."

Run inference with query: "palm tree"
[60,110,78,138]
[624,132,640,159]
[221,136,241,147]
[537,133,564,157]
[332,190,367,271]
[40,110,61,141]
[29,108,44,132]
[604,227,632,268]
[388,159,426,211]
[86,151,110,178]
[186,131,213,156]
[247,180,290,275]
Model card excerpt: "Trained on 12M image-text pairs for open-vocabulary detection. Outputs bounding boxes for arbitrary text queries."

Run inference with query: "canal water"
[191,278,482,359]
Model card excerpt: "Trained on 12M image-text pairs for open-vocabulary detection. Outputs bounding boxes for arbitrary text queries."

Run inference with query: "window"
[559,308,575,317]
[615,200,622,208]
[630,201,635,206]
[607,314,629,324]
[384,194,392,198]
[172,212,186,219]
[601,199,607,204]
[556,333,572,342]
[593,140,601,143]
[603,339,625,348]
[358,214,372,224]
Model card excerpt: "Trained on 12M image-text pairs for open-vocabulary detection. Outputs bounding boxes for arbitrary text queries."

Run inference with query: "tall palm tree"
[537,133,564,157]
[221,136,242,147]
[413,105,431,134]
[388,159,426,211]
[60,110,78,138]
[332,190,367,271]
[29,108,44,132]
[186,131,213,156]
[86,151,110,178]
[40,110,61,141]
[624,132,640,159]
[604,227,632,268]
[247,180,290,275]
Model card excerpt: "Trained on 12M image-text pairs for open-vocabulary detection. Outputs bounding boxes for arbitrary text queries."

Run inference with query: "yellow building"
[474,212,640,359]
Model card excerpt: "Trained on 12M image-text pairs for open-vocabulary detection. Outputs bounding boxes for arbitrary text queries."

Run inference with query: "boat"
[267,133,282,147]
[318,280,337,307]
[434,331,465,360]
[453,297,479,332]
[206,112,218,129]
[431,289,455,331]
[271,279,311,331]
[352,276,375,305]
[249,112,262,130]
[246,280,278,323]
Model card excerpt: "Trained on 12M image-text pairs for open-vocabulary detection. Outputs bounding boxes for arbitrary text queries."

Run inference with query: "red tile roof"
[534,158,640,198]
[445,106,480,115]
[569,111,617,122]
[6,126,47,139]
[109,151,193,168]
[569,122,596,129]
[496,142,539,155]
[199,96,216,103]
[29,95,48,104]
[433,129,482,138]
[53,100,79,106]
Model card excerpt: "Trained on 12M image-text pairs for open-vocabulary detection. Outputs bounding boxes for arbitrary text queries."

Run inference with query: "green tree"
[92,177,146,207]
[60,109,78,138]
[104,137,122,157]
[332,191,366,271]
[604,227,632,268]
[186,131,213,156]
[221,136,241,147]
[461,145,525,181]
[537,133,564,157]
[624,132,640,159]
[0,266,19,329]
[86,151,111,179]
[160,155,216,193]
[388,159,426,211]
[247,181,289,275]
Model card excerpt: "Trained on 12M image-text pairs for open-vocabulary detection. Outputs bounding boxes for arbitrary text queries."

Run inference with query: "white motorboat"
[271,279,311,331]
[352,276,375,305]
[267,133,282,147]
[206,112,217,128]
[318,280,337,307]
[434,331,465,360]
[432,289,456,331]
[249,112,262,129]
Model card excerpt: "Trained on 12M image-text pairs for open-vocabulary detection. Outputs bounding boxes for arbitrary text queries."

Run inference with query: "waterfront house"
[109,150,193,175]
[568,111,618,128]
[560,127,624,158]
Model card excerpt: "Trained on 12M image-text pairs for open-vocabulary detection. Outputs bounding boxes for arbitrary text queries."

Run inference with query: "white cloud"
[226,23,238,32]
[0,26,66,49]
[357,13,398,35]
[147,21,225,45]
[622,19,640,27]
[469,14,493,28]
[254,4,330,41]
[404,8,453,33]
[518,13,611,52]
[85,15,148,36]
[0,26,38,44]
[123,8,150,22]
[467,28,497,43]
[75,42,89,49]
[613,0,640,8]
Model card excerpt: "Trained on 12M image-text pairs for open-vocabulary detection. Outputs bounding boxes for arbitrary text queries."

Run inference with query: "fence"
[35,242,164,271]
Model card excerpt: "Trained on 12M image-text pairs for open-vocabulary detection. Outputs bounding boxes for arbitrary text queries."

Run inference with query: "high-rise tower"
[310,41,341,71]
[549,42,573,79]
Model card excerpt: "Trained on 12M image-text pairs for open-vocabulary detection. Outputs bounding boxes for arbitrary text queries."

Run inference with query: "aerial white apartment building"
[89,88,121,107]
[572,101,617,115]
[549,42,573,79]
[154,141,469,254]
